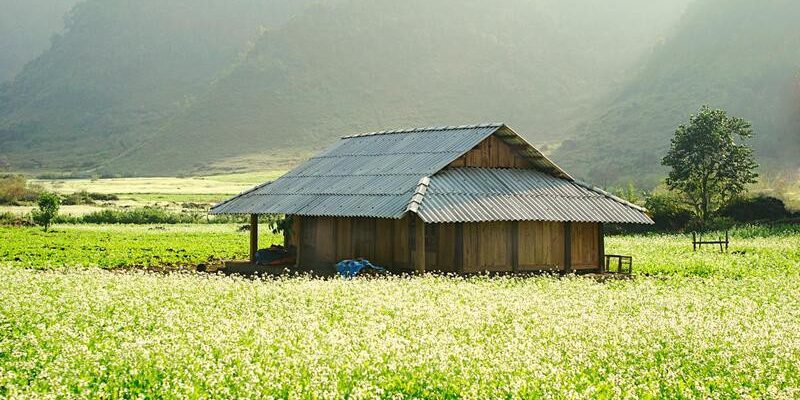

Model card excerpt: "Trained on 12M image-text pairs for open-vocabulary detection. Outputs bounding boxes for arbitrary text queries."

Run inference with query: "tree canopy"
[662,106,758,225]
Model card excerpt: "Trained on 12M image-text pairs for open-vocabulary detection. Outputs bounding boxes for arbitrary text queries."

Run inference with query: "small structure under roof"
[212,124,653,273]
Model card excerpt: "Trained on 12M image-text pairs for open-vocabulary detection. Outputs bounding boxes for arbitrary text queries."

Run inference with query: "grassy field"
[32,172,283,195]
[1,225,799,398]
[0,225,282,269]
[0,171,285,217]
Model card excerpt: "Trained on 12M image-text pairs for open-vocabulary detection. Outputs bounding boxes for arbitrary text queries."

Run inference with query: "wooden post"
[725,230,729,252]
[414,216,426,274]
[249,214,258,264]
[563,221,572,273]
[511,221,519,272]
[693,232,696,251]
[294,216,302,268]
[455,223,464,273]
[598,223,605,273]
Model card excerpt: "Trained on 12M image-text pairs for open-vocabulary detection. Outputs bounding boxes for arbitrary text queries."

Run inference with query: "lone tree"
[32,192,60,232]
[662,106,758,226]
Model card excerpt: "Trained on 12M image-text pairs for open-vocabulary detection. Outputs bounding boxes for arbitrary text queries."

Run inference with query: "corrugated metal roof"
[210,124,503,217]
[210,123,652,225]
[416,168,654,224]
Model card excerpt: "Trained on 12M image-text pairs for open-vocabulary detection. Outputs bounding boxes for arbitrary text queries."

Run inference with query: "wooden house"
[211,124,653,273]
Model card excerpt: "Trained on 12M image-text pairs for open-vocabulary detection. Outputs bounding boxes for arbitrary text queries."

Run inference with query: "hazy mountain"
[0,0,81,82]
[0,0,691,175]
[0,0,321,171]
[109,0,692,175]
[555,0,800,187]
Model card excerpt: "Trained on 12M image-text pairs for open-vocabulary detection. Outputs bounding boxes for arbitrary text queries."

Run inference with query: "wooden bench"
[604,254,633,274]
[692,231,729,252]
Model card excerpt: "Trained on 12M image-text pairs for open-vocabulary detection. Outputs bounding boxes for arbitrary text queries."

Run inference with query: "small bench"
[692,231,729,252]
[604,254,633,274]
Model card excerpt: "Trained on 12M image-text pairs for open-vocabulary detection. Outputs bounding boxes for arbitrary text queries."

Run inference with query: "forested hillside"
[0,0,321,172]
[555,0,800,187]
[114,0,692,175]
[0,0,80,82]
[0,0,691,176]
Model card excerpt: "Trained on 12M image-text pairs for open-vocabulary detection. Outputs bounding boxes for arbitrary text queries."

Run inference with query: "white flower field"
[1,225,799,399]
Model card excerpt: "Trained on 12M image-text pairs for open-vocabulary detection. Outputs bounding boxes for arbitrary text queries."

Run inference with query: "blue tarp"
[336,259,386,278]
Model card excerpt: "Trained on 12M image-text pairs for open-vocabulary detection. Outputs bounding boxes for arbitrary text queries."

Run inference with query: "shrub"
[0,212,34,227]
[60,190,95,205]
[80,207,202,224]
[611,182,644,205]
[61,191,120,205]
[644,192,694,232]
[88,192,119,201]
[0,175,41,205]
[31,192,60,231]
[721,195,792,223]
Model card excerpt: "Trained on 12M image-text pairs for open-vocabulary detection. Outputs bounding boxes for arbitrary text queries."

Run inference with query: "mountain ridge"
[554,0,800,187]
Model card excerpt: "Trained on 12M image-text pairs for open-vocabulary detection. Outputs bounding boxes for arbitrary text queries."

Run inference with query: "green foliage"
[0,227,799,397]
[0,175,40,205]
[59,190,119,205]
[79,207,202,225]
[721,195,794,223]
[31,192,59,231]
[611,182,643,204]
[662,106,759,225]
[268,216,293,235]
[0,212,32,227]
[644,191,694,232]
[0,225,281,269]
[52,207,247,225]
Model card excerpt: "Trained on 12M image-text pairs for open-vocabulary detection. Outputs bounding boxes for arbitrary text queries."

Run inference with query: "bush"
[721,195,792,223]
[0,212,34,227]
[31,192,60,231]
[0,175,41,205]
[644,192,694,232]
[60,191,95,205]
[88,192,119,201]
[80,207,203,225]
[60,191,121,205]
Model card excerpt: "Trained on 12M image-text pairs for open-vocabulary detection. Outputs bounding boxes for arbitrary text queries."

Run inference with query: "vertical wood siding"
[447,135,531,169]
[570,222,600,269]
[298,215,411,270]
[296,216,601,272]
[517,220,565,271]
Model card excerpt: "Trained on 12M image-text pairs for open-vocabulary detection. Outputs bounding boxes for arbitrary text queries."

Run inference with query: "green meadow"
[1,225,799,398]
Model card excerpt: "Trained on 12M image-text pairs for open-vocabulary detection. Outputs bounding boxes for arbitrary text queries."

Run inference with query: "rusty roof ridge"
[209,181,273,212]
[572,180,649,213]
[405,176,431,214]
[341,123,504,139]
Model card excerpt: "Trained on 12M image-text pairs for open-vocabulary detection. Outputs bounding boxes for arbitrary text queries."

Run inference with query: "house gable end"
[439,125,572,180]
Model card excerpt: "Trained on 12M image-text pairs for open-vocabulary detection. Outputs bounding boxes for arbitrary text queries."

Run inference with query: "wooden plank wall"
[517,221,565,271]
[447,135,530,169]
[422,223,459,272]
[296,215,601,272]
[298,215,410,270]
[462,222,514,272]
[570,222,600,269]
[422,221,584,272]
[285,215,303,249]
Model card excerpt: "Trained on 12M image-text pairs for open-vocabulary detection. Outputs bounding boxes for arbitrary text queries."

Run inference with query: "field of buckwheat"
[1,224,799,399]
